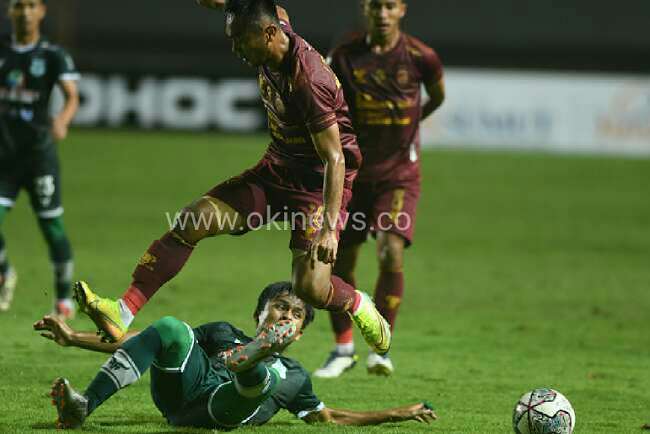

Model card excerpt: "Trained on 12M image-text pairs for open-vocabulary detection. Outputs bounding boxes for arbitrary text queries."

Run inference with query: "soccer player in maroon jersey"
[313,0,445,378]
[73,0,391,357]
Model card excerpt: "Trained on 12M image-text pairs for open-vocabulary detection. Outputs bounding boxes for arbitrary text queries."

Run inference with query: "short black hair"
[225,0,279,26]
[254,281,315,330]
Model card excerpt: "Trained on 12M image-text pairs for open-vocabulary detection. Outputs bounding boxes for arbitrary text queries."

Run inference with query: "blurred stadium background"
[2,0,648,154]
[1,1,649,432]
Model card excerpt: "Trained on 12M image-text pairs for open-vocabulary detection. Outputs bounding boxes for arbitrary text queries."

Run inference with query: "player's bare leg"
[75,197,244,341]
[314,243,362,378]
[367,231,405,376]
[292,248,391,355]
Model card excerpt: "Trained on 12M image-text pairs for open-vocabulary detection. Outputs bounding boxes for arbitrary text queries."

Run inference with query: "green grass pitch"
[0,129,649,433]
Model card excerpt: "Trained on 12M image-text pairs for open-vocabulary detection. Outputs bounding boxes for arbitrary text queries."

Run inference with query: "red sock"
[328,272,356,343]
[329,312,353,344]
[121,232,194,315]
[374,270,404,331]
[324,275,360,313]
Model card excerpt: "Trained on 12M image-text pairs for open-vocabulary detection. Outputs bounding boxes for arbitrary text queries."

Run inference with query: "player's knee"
[378,234,405,272]
[152,316,186,346]
[171,206,210,245]
[292,274,328,308]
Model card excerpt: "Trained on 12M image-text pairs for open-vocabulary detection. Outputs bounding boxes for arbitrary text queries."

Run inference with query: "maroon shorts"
[207,159,352,251]
[340,176,420,248]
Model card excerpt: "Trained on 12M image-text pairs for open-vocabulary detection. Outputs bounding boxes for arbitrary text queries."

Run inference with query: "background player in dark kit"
[0,0,80,317]
[74,0,391,357]
[315,0,445,378]
[36,282,436,429]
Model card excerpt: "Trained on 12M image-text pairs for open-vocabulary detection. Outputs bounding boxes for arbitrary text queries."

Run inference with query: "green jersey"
[193,322,324,426]
[0,35,79,158]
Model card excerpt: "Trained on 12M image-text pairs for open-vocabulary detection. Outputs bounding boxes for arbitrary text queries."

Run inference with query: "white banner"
[54,70,650,156]
[420,68,650,156]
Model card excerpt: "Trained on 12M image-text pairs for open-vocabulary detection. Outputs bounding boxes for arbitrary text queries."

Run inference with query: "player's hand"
[33,315,75,347]
[51,117,69,141]
[392,402,437,424]
[195,0,225,9]
[310,229,338,266]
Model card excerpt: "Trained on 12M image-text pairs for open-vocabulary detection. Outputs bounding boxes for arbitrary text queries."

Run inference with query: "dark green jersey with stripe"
[0,35,79,157]
[193,322,323,426]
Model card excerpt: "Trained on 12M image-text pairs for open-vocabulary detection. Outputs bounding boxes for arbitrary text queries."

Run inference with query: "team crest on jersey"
[6,69,24,88]
[397,67,409,87]
[30,58,46,77]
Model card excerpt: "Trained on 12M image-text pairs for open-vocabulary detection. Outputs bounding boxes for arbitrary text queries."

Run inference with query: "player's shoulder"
[287,34,332,87]
[402,33,437,59]
[330,31,366,57]
[39,39,74,61]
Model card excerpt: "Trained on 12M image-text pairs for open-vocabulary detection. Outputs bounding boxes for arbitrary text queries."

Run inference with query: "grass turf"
[0,129,649,433]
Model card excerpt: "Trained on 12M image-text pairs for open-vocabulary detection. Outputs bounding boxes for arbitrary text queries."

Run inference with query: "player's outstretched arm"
[33,315,139,354]
[303,402,437,426]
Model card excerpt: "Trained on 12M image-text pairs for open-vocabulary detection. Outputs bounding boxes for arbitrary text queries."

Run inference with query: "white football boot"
[366,352,394,376]
[313,351,358,378]
[0,267,17,312]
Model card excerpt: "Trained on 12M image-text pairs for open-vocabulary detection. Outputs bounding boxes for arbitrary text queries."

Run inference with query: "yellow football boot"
[350,291,391,355]
[73,281,127,342]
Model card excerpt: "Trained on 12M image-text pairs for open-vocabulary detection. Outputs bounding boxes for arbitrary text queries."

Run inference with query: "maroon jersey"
[258,21,361,188]
[329,33,443,182]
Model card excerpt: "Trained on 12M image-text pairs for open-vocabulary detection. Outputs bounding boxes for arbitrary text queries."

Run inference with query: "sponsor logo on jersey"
[20,109,34,122]
[7,69,24,88]
[30,58,46,77]
[0,87,40,104]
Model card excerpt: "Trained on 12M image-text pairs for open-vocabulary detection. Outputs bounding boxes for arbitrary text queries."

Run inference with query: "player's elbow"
[327,149,345,170]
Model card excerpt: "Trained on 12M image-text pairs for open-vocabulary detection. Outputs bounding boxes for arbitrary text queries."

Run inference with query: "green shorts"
[0,148,63,218]
[149,317,278,429]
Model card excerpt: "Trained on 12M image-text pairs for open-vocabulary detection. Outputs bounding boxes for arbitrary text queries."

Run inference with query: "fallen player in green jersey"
[34,281,436,429]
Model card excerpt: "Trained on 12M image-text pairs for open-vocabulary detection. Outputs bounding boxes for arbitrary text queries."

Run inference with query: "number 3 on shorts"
[35,175,55,207]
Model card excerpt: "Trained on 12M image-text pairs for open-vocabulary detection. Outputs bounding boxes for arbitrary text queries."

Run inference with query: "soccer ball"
[512,388,575,434]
